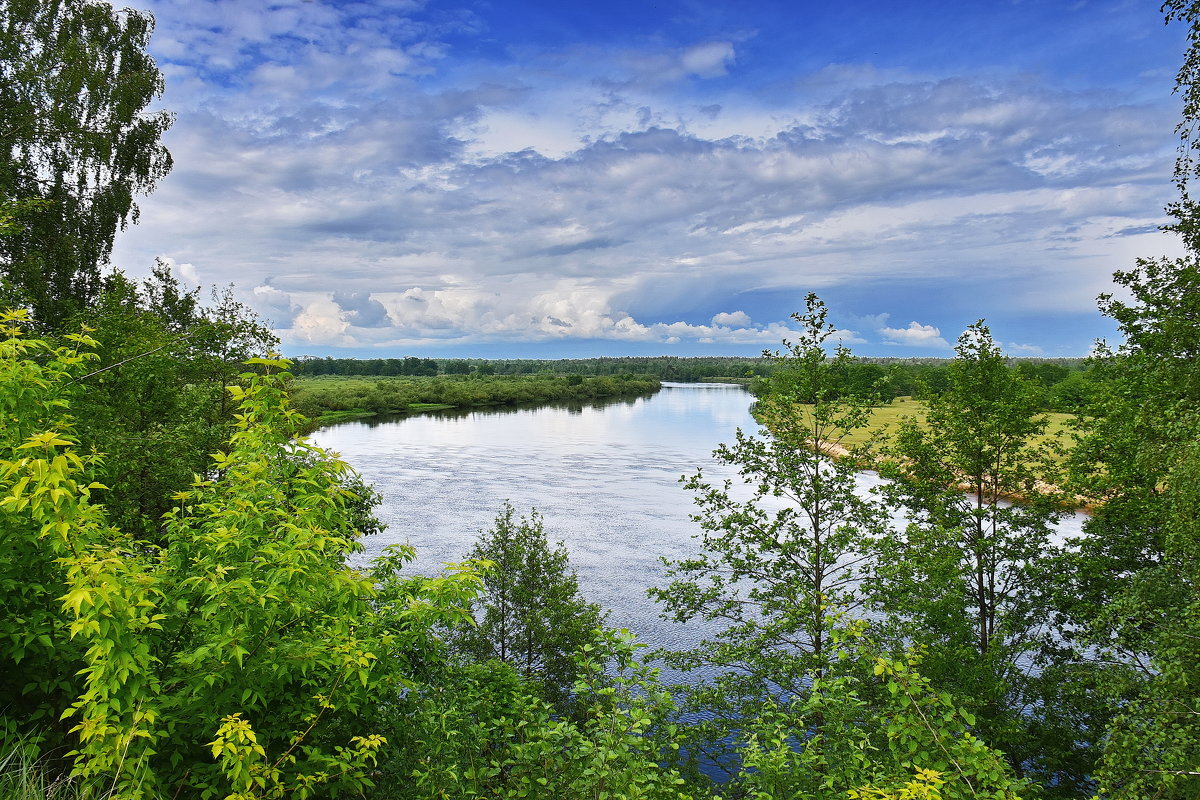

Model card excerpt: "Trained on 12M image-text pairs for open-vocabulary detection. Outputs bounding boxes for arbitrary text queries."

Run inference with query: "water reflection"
[311,382,757,656]
[310,382,1087,658]
[358,394,648,426]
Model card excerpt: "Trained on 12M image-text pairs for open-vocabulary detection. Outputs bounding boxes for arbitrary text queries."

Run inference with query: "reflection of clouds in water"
[314,384,1087,657]
[658,383,757,429]
[314,384,755,651]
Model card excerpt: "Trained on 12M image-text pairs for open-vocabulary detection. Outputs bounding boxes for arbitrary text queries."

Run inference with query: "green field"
[786,397,1078,462]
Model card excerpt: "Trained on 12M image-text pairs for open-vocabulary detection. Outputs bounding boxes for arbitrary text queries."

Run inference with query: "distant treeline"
[292,355,775,380]
[293,355,1094,411]
[291,373,661,428]
[756,357,1095,412]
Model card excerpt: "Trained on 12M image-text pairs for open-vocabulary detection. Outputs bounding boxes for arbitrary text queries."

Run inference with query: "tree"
[62,264,278,540]
[650,293,893,775]
[385,630,694,800]
[1052,6,1200,793]
[1090,439,1200,800]
[875,322,1071,784]
[1066,256,1200,799]
[0,0,172,327]
[447,502,607,710]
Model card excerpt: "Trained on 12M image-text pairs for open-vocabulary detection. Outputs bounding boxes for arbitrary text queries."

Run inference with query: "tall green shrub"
[0,315,480,798]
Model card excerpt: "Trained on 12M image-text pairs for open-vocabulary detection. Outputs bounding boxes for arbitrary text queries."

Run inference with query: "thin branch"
[64,327,204,386]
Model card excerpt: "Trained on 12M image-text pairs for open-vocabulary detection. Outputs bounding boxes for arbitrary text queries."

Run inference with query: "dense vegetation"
[2,1,1199,798]
[290,373,661,428]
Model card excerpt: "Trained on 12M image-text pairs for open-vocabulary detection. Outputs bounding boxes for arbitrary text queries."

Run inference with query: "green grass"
[798,397,1078,463]
[699,376,754,385]
[0,738,106,800]
[309,409,376,424]
[304,403,458,431]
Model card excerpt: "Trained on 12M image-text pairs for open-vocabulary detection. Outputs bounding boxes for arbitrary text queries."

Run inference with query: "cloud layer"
[111,0,1189,356]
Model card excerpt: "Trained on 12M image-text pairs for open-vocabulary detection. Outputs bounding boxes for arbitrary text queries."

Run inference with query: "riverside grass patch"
[794,396,1077,464]
[290,373,661,428]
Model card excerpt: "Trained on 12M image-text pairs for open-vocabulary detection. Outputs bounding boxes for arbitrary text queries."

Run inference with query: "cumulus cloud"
[250,282,302,328]
[831,328,868,346]
[178,263,201,289]
[332,291,393,328]
[286,294,356,346]
[154,256,201,290]
[878,321,952,349]
[712,310,753,327]
[260,280,809,350]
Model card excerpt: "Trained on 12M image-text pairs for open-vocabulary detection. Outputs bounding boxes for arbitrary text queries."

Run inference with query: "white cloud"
[107,1,1182,355]
[878,321,952,349]
[154,256,200,289]
[681,42,735,79]
[712,310,752,327]
[290,296,351,345]
[251,282,303,328]
[831,328,868,346]
[177,262,200,288]
[260,279,808,349]
[332,291,393,328]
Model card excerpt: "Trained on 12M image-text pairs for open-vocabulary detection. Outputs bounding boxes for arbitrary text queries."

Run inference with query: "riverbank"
[293,373,661,430]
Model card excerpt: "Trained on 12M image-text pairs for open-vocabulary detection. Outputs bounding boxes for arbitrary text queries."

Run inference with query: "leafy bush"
[0,312,479,798]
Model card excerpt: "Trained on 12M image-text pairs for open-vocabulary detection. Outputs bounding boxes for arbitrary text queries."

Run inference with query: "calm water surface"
[310,382,1085,655]
[311,383,758,653]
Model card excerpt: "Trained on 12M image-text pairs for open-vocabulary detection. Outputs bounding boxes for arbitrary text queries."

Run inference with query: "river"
[309,382,1086,656]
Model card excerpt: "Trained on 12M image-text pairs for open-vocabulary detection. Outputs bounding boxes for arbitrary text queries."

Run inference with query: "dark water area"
[310,382,1087,663]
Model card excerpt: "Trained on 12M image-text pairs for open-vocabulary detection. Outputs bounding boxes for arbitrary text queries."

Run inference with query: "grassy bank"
[292,373,661,429]
[698,376,755,385]
[0,739,98,800]
[776,397,1086,508]
[825,397,1076,458]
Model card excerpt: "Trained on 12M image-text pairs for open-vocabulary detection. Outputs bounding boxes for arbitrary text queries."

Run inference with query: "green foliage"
[0,309,105,757]
[446,502,608,711]
[875,322,1070,782]
[296,355,1091,414]
[1062,34,1200,783]
[733,630,1024,800]
[291,372,660,427]
[0,319,481,798]
[1068,255,1200,799]
[0,196,50,236]
[294,354,774,381]
[0,0,172,327]
[382,629,694,800]
[651,293,894,772]
[64,265,279,539]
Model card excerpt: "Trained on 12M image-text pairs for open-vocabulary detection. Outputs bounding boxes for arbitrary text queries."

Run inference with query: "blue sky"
[111,0,1190,358]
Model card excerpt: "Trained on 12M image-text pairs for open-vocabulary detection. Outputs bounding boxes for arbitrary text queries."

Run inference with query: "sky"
[109,0,1192,359]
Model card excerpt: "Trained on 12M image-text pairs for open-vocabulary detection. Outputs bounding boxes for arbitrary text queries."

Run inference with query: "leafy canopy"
[0,0,172,327]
